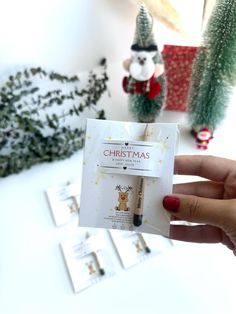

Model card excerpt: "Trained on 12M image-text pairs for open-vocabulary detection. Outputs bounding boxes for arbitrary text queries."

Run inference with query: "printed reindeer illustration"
[86,261,96,275]
[115,185,133,211]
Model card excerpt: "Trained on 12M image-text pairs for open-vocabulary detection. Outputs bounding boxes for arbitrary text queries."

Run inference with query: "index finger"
[174,155,236,182]
[170,224,235,250]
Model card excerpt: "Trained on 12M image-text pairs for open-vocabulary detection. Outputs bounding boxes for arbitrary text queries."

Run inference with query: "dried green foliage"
[0,60,108,177]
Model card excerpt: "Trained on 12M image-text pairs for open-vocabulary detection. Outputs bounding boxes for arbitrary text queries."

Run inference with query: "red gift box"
[162,45,198,111]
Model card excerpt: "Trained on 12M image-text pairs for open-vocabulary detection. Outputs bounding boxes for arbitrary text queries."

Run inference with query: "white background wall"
[1,1,236,314]
[0,0,204,74]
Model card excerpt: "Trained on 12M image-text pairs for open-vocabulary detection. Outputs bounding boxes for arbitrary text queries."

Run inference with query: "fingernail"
[162,195,180,213]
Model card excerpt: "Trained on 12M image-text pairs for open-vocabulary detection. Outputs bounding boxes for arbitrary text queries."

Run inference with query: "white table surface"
[1,64,236,314]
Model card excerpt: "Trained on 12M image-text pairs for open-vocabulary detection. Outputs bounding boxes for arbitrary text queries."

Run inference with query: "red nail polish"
[162,196,180,213]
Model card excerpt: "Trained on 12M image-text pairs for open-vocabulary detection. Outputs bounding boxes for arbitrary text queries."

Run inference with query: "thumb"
[162,194,234,228]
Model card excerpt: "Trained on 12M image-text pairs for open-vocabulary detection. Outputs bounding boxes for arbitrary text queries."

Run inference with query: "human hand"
[162,155,236,255]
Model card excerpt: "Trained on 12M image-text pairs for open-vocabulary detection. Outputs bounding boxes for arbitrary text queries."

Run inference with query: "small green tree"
[188,0,236,133]
[127,5,166,123]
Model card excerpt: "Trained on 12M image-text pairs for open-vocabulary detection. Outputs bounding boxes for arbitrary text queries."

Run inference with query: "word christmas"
[103,149,150,159]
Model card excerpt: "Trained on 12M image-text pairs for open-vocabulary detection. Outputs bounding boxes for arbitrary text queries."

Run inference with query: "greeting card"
[61,231,115,293]
[79,119,178,237]
[110,230,173,269]
[46,181,80,226]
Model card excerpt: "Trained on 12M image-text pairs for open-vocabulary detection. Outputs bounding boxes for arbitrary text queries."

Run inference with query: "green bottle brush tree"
[188,0,236,149]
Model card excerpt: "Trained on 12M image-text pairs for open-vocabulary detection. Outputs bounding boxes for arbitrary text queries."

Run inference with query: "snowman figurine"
[122,43,164,99]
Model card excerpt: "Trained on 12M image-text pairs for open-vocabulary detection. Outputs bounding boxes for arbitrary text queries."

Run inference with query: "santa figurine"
[193,127,214,150]
[122,43,164,99]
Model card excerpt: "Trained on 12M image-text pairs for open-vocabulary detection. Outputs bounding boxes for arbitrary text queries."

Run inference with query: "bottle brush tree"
[188,0,236,148]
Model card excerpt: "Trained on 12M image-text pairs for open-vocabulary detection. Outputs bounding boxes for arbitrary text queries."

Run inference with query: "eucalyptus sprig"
[0,59,109,177]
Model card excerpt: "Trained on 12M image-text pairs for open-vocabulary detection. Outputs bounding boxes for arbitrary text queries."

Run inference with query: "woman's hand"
[162,155,236,255]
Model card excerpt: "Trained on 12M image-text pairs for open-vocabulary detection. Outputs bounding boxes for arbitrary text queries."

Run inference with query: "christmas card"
[109,230,173,269]
[79,119,178,237]
[46,181,80,226]
[61,230,115,293]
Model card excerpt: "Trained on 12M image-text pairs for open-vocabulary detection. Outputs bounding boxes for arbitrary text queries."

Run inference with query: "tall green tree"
[128,5,166,123]
[188,0,236,133]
